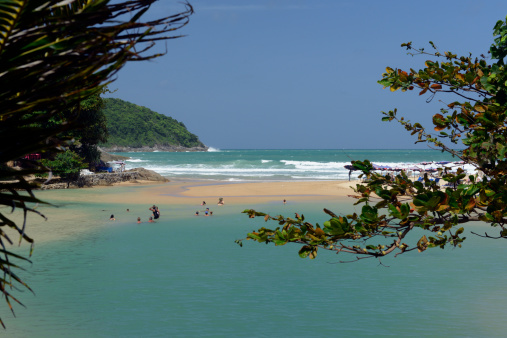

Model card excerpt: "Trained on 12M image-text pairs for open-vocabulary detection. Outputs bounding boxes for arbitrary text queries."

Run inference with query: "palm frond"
[0,0,193,326]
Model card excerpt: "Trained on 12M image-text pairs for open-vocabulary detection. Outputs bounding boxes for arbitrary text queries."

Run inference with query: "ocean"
[2,149,505,337]
[117,148,471,182]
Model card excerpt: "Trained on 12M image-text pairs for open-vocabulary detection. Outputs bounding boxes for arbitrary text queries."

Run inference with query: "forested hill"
[100,98,207,151]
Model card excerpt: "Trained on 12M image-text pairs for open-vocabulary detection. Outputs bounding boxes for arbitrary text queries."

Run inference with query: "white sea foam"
[122,150,475,182]
[207,147,221,152]
[281,160,349,169]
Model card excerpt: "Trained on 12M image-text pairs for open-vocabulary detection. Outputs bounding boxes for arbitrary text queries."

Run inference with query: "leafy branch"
[239,16,507,262]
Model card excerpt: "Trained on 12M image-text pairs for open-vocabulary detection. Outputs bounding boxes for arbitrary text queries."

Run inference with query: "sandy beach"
[36,179,360,205]
[2,180,358,245]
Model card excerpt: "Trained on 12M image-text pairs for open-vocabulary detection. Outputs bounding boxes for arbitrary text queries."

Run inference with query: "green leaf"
[298,245,312,258]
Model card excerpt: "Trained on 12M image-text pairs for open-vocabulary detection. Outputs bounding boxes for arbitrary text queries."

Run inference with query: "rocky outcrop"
[99,149,130,162]
[125,168,169,182]
[39,168,168,190]
[100,144,208,153]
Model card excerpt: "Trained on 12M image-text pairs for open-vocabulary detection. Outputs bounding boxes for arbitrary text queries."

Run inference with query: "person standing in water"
[149,205,161,219]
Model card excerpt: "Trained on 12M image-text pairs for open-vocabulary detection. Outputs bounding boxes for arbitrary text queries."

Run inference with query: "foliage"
[68,93,108,166]
[101,98,205,149]
[40,150,87,184]
[0,0,192,327]
[239,17,507,262]
[29,92,108,167]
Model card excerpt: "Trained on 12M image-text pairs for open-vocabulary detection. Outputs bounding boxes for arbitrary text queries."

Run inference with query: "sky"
[104,0,507,149]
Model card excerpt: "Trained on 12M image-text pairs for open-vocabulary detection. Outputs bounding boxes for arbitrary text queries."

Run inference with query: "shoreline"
[35,178,360,202]
[3,179,359,244]
[86,178,359,204]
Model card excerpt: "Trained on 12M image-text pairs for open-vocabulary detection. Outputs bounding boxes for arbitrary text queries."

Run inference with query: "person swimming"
[148,216,155,223]
[137,217,141,224]
[110,214,116,221]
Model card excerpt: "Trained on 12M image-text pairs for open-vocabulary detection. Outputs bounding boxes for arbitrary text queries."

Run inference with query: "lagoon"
[2,185,506,337]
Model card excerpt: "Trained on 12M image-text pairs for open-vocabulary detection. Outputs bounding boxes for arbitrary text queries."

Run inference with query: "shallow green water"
[1,190,506,337]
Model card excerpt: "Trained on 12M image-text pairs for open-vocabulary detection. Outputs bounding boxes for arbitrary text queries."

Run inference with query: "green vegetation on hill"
[101,98,205,149]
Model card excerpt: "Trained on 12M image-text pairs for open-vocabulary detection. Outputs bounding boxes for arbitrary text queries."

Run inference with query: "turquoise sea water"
[2,150,506,337]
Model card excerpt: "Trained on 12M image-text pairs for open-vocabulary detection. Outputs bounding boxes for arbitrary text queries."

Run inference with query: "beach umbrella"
[404,166,421,178]
[435,161,451,165]
[453,161,466,170]
[344,165,355,181]
[406,166,422,171]
[419,161,432,171]
[381,165,394,177]
[451,161,467,175]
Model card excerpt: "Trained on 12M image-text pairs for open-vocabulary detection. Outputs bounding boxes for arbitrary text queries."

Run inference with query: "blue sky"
[105,0,507,149]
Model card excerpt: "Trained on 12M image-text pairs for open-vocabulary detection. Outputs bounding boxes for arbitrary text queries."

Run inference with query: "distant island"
[100,98,208,152]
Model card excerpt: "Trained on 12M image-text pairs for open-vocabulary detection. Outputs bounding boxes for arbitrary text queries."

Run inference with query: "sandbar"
[2,179,360,245]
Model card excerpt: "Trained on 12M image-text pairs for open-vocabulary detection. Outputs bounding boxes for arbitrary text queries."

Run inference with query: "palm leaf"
[0,0,193,326]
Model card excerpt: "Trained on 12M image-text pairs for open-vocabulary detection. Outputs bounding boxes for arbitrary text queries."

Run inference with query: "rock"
[126,168,169,182]
[38,168,168,190]
[99,147,131,162]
